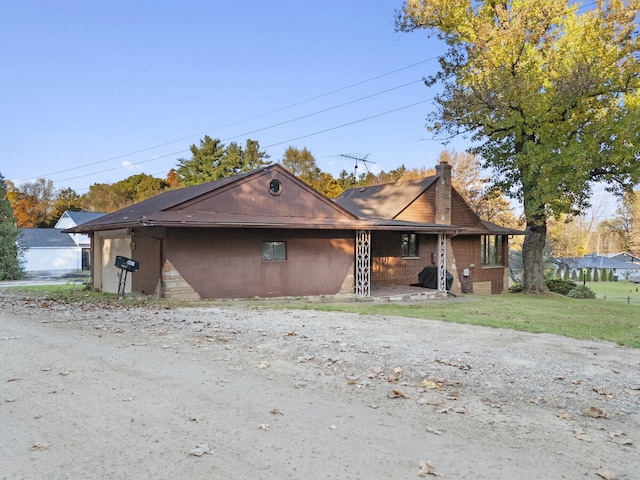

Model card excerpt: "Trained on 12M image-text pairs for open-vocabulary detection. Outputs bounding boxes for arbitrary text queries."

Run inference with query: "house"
[65,161,521,299]
[19,228,82,277]
[555,253,640,281]
[19,210,106,277]
[603,252,640,265]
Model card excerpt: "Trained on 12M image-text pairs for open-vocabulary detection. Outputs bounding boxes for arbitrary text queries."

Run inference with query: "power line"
[17,57,440,183]
[56,97,434,187]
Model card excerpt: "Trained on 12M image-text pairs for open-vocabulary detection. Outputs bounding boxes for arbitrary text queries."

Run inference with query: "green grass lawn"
[586,279,640,303]
[3,282,639,348]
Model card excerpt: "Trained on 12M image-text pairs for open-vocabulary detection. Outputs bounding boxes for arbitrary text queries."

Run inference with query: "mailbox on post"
[115,255,139,298]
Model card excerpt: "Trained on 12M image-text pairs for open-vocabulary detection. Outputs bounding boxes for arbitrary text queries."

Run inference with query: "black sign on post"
[114,255,140,298]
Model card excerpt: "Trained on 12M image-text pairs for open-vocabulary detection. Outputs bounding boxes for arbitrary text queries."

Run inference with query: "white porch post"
[438,233,447,293]
[355,230,371,297]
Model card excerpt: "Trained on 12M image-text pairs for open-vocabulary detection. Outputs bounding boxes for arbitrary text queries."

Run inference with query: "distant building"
[555,253,640,281]
[19,211,106,277]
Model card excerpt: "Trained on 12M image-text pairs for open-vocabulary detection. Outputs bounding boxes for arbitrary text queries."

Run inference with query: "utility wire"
[18,58,439,182]
[55,98,433,186]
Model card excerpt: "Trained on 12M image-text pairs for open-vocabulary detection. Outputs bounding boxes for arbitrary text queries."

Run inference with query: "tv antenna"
[339,153,375,176]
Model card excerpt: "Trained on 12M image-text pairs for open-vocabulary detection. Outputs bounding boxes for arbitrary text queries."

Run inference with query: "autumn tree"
[605,191,640,255]
[397,0,640,293]
[166,169,182,189]
[176,136,271,187]
[281,146,323,185]
[0,173,23,280]
[7,178,57,227]
[50,187,84,221]
[82,174,170,213]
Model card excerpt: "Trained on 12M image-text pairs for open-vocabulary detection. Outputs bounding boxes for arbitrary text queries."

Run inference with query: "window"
[481,235,503,265]
[269,179,282,195]
[262,241,286,261]
[401,233,417,257]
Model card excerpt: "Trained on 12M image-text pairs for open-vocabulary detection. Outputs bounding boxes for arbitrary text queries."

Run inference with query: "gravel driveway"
[1,292,639,479]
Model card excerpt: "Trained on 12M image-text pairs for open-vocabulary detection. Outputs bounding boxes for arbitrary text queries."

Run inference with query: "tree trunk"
[522,219,549,293]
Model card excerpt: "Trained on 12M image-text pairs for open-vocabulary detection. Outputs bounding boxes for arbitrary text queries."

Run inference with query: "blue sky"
[0,0,618,219]
[1,0,468,195]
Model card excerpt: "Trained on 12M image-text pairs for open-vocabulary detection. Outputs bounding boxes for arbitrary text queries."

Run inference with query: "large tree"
[0,173,23,280]
[7,178,57,227]
[176,136,271,187]
[397,0,640,292]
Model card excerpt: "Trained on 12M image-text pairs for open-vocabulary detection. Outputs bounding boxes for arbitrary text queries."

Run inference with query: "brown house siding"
[130,229,164,296]
[371,232,438,285]
[395,189,436,223]
[164,228,354,299]
[451,236,508,294]
[179,169,351,220]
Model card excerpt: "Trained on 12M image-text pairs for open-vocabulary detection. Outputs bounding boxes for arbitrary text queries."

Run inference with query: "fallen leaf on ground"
[435,359,471,370]
[482,398,501,408]
[7,377,22,382]
[418,461,444,477]
[555,412,572,420]
[593,387,614,398]
[419,380,440,390]
[608,431,633,445]
[31,443,50,451]
[583,406,608,418]
[189,443,213,456]
[258,423,270,431]
[426,427,443,435]
[596,467,619,480]
[388,389,410,399]
[392,367,403,375]
[270,408,284,415]
[573,429,591,442]
[257,361,269,369]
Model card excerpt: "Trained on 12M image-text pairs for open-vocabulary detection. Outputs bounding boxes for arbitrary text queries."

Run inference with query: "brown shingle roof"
[334,176,438,219]
[64,166,458,234]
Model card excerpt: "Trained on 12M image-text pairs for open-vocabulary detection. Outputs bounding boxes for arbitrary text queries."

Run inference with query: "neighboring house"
[19,228,82,277]
[65,161,522,299]
[603,252,640,265]
[555,253,640,281]
[55,211,106,269]
[19,210,106,277]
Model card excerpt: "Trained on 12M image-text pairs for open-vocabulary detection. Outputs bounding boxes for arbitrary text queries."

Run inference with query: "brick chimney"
[435,158,452,225]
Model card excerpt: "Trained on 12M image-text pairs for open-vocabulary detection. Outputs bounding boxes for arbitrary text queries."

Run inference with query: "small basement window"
[401,233,417,257]
[262,241,286,261]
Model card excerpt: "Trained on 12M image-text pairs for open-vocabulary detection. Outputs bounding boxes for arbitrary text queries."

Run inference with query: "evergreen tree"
[0,173,24,280]
[176,136,271,187]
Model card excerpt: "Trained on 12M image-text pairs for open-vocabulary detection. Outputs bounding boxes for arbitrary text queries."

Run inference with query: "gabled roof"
[19,229,77,248]
[65,165,459,234]
[334,176,438,219]
[335,176,523,235]
[56,210,107,227]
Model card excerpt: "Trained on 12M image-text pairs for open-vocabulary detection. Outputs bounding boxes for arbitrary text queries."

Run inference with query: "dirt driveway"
[1,293,639,479]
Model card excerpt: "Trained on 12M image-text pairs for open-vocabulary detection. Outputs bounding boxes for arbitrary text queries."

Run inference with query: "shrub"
[546,278,577,295]
[567,285,596,299]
